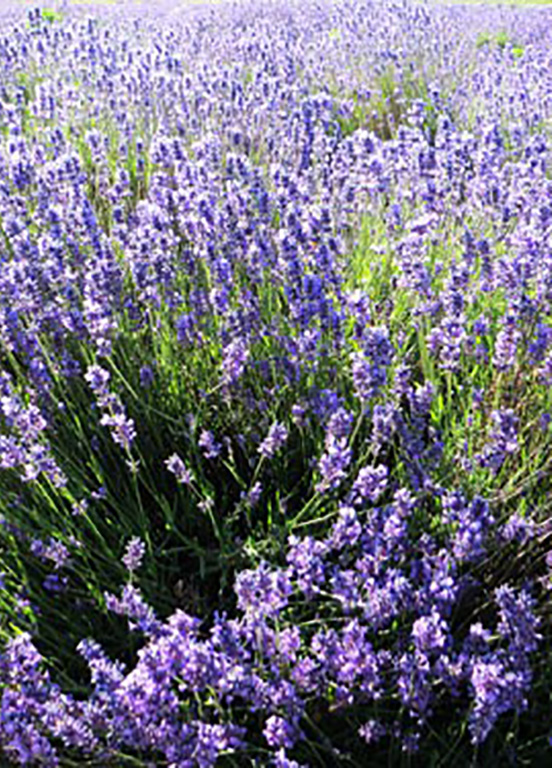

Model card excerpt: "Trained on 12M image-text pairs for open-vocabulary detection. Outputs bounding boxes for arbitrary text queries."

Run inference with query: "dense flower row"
[0,503,542,765]
[0,0,552,764]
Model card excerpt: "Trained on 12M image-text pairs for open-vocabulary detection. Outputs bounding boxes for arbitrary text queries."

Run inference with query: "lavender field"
[2,0,552,765]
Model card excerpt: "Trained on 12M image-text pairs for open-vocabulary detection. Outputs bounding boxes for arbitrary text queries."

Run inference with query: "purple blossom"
[245,481,263,507]
[359,719,386,745]
[495,585,541,654]
[412,611,448,653]
[492,320,521,372]
[273,749,308,768]
[139,365,154,389]
[258,422,288,459]
[352,327,394,400]
[327,407,354,439]
[100,412,136,451]
[286,535,327,597]
[263,715,298,749]
[165,453,194,485]
[351,464,388,504]
[291,403,307,428]
[329,506,362,550]
[499,513,534,544]
[478,409,519,474]
[104,584,161,636]
[122,537,146,573]
[222,338,250,386]
[199,430,222,459]
[84,364,111,395]
[316,435,352,492]
[31,538,70,570]
[469,658,530,743]
[235,562,292,619]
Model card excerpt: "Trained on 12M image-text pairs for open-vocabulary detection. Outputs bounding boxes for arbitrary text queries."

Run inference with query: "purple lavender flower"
[199,429,222,459]
[358,719,386,745]
[122,537,146,574]
[316,435,352,492]
[104,584,161,636]
[258,422,288,459]
[235,562,292,619]
[31,537,70,570]
[351,464,388,504]
[469,657,530,743]
[84,364,111,394]
[495,585,541,654]
[263,715,297,749]
[245,481,263,507]
[329,506,362,550]
[77,638,126,693]
[499,512,534,544]
[351,353,385,401]
[327,407,354,439]
[222,338,250,386]
[273,749,308,768]
[139,365,154,389]
[478,409,518,474]
[286,535,326,597]
[397,651,432,715]
[291,403,307,428]
[165,453,194,485]
[352,327,394,401]
[100,412,136,451]
[412,611,448,653]
[493,320,520,372]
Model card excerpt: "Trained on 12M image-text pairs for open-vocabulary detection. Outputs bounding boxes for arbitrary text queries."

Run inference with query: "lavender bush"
[1,0,552,764]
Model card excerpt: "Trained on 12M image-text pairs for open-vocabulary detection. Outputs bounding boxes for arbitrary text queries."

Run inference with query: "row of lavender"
[1,0,552,765]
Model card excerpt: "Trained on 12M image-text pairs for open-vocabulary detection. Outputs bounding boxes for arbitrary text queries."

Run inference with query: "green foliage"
[333,63,441,141]
[476,29,524,58]
[41,8,64,23]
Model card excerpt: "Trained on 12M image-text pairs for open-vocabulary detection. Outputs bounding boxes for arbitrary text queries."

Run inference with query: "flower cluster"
[0,0,551,765]
[0,496,542,765]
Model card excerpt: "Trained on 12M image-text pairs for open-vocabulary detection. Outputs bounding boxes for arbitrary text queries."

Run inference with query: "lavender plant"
[1,0,552,765]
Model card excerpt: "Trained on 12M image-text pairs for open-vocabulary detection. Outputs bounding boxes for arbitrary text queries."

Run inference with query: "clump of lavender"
[1,0,552,765]
[0,499,542,765]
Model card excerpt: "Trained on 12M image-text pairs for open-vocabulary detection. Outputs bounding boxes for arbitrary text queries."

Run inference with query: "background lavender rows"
[1,0,552,765]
